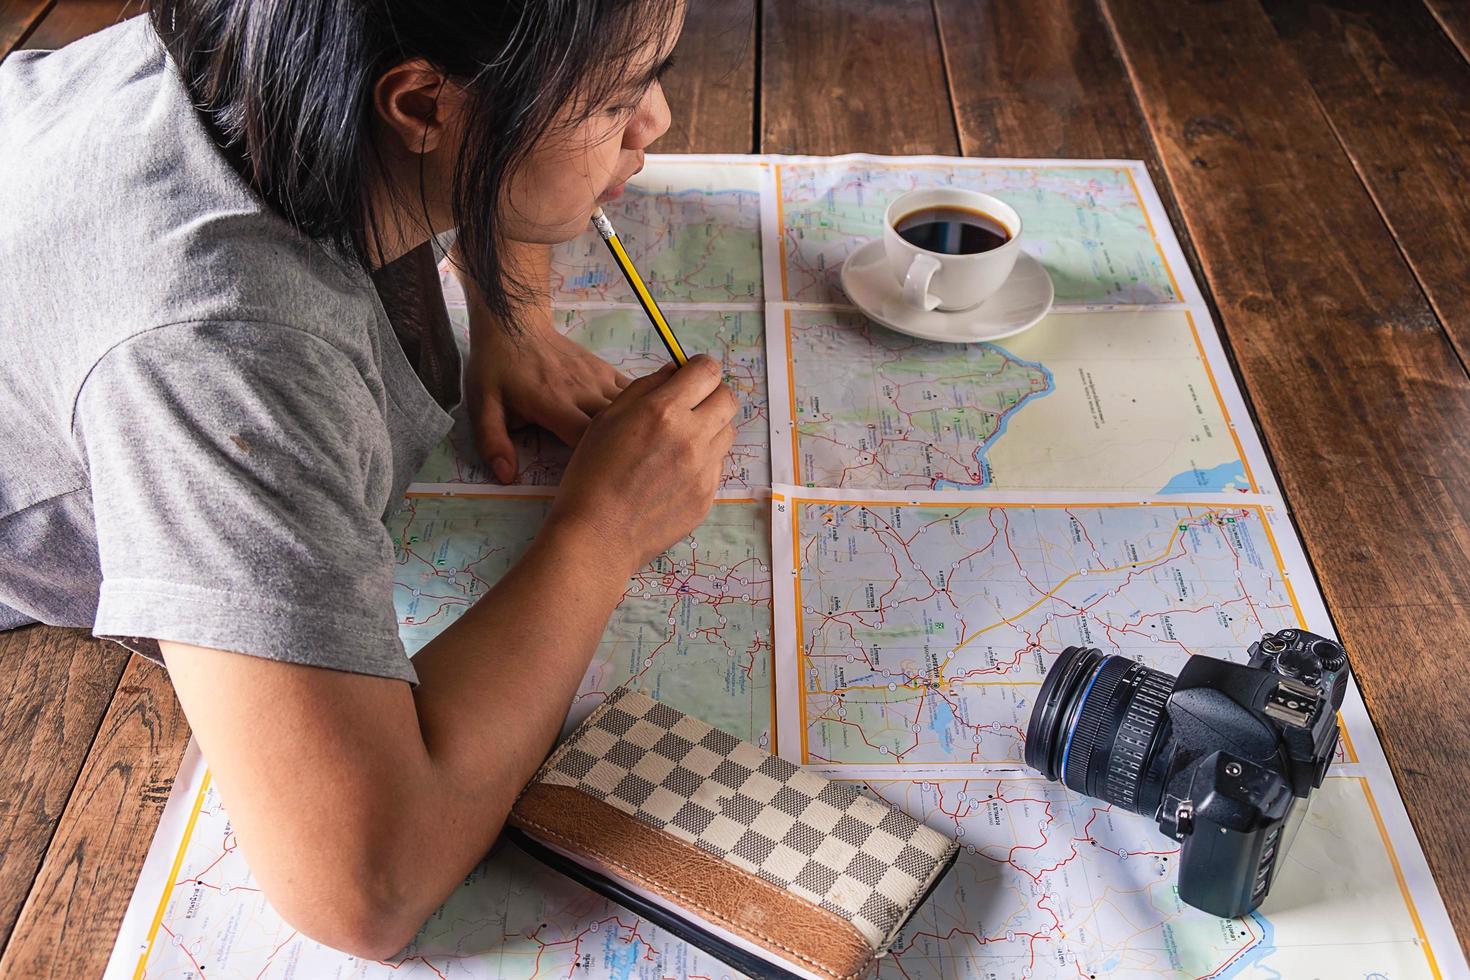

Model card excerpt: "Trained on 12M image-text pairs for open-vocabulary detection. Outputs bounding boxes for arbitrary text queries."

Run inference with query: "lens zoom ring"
[1062,656,1132,792]
[1103,667,1175,811]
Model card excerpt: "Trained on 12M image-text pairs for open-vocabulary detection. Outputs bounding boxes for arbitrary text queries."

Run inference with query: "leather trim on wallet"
[511,782,876,980]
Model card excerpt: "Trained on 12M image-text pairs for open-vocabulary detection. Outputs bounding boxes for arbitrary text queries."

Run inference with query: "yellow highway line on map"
[944,520,1196,658]
[814,514,1225,699]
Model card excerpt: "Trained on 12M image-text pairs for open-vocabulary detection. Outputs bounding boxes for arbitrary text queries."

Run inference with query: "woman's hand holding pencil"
[548,353,737,574]
[527,207,732,573]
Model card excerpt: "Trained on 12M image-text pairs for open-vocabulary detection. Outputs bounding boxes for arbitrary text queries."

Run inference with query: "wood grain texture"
[0,628,127,950]
[0,0,53,58]
[15,0,140,50]
[1425,0,1470,62]
[0,657,189,979]
[937,0,1153,159]
[761,0,958,154]
[658,0,756,153]
[1100,0,1470,956]
[1263,0,1470,365]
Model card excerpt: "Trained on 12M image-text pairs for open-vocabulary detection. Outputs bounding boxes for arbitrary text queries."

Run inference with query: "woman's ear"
[373,58,462,155]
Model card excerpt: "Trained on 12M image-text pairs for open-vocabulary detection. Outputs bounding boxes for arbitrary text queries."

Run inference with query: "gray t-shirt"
[0,17,458,683]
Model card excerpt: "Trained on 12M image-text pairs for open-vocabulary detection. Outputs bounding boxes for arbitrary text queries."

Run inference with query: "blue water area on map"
[1219,911,1275,978]
[930,695,957,755]
[568,268,612,290]
[1158,459,1249,494]
[931,343,1056,490]
[602,928,643,980]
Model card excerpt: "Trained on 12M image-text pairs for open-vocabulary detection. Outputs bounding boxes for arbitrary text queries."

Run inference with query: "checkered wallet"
[506,686,958,980]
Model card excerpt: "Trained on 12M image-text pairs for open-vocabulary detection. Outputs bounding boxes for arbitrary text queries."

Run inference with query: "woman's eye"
[605,101,640,117]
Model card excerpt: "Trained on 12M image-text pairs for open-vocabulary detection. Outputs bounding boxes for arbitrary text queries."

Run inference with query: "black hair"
[149,0,681,325]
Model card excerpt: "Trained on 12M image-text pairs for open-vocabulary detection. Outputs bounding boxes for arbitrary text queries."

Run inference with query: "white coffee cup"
[882,188,1023,312]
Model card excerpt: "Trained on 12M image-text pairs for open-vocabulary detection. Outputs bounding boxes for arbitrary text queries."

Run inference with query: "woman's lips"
[597,162,642,205]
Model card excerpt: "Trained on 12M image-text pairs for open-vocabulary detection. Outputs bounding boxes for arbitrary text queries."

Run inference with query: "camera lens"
[1025,647,1178,815]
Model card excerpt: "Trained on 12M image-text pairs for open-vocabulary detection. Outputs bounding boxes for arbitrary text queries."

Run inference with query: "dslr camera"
[1024,628,1350,918]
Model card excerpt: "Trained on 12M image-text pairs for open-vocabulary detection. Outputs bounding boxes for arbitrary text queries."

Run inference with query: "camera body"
[1025,628,1350,918]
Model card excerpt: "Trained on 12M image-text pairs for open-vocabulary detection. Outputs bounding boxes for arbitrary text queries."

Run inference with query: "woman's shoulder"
[1,16,383,363]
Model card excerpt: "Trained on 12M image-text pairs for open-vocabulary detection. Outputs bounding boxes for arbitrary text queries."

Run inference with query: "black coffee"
[894,206,1010,255]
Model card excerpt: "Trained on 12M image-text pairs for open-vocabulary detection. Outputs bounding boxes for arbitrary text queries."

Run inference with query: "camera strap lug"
[1160,796,1194,839]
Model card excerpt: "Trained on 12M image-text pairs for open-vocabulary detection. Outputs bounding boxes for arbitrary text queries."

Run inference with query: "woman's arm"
[162,356,738,959]
[159,517,627,959]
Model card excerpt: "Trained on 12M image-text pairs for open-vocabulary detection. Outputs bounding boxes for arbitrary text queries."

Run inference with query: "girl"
[0,0,734,957]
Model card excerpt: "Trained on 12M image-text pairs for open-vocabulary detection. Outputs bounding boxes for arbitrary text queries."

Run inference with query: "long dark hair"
[149,0,679,325]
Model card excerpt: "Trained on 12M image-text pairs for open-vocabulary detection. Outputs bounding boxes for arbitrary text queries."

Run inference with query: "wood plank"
[761,0,958,154]
[659,0,756,153]
[1425,0,1470,62]
[936,0,1154,159]
[0,628,128,950]
[0,657,189,979]
[1099,0,1470,956]
[1262,0,1470,365]
[16,0,140,50]
[0,0,53,59]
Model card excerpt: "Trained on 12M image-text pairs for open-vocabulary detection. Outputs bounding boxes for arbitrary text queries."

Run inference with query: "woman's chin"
[506,195,620,243]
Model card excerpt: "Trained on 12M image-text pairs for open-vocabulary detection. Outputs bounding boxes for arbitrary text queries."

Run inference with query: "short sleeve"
[73,320,417,683]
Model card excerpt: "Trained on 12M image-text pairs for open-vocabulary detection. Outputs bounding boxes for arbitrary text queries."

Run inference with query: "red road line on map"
[255,931,299,979]
[159,924,206,976]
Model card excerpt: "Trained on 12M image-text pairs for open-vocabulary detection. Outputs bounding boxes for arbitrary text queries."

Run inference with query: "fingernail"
[492,458,515,484]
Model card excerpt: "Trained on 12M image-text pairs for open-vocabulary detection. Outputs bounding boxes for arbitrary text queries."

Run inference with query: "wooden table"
[3,0,1469,974]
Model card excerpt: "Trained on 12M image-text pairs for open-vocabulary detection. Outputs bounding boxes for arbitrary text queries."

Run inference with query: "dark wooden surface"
[15,0,139,49]
[0,630,126,952]
[1262,0,1470,358]
[0,657,187,980]
[1427,0,1470,59]
[657,0,756,153]
[0,0,53,55]
[762,0,958,154]
[2,0,1468,973]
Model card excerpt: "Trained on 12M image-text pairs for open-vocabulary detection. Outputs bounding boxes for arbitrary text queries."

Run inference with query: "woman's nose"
[625,81,672,150]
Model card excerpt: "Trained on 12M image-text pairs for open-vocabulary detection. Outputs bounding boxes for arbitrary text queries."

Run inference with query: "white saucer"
[838,239,1054,343]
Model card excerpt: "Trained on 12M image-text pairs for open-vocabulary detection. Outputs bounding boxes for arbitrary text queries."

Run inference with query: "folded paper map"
[104,154,1462,980]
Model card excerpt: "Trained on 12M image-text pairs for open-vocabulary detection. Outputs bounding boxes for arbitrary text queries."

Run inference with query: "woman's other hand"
[466,303,630,483]
[455,237,630,483]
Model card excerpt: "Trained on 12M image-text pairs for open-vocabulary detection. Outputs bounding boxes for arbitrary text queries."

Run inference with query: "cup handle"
[901,254,942,311]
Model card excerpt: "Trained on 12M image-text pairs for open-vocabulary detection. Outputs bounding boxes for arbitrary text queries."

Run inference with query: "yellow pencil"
[590,208,689,365]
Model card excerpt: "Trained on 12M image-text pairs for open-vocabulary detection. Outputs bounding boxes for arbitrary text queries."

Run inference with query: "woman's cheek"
[499,169,593,241]
[501,118,627,240]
